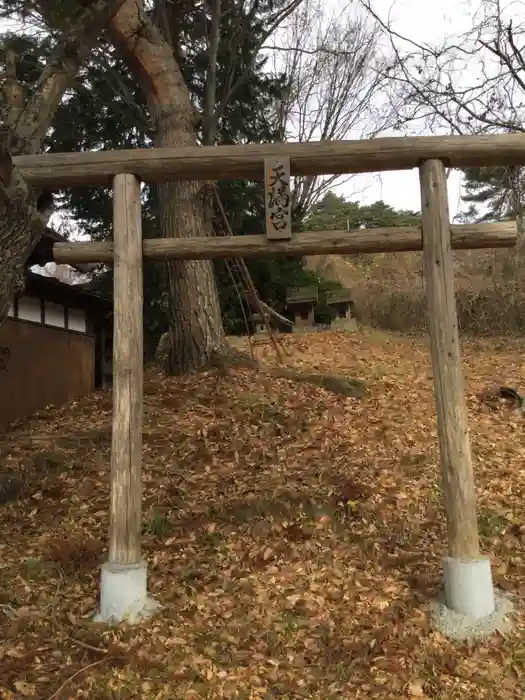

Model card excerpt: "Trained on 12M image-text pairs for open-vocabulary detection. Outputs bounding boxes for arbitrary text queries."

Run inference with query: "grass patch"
[478,507,509,539]
[32,450,68,474]
[142,510,171,538]
[21,558,49,581]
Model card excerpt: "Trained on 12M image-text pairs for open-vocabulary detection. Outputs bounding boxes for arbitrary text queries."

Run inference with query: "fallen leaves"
[0,330,524,699]
[14,680,36,697]
[408,679,426,697]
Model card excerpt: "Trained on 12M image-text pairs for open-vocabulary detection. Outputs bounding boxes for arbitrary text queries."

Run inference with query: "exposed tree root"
[208,343,368,398]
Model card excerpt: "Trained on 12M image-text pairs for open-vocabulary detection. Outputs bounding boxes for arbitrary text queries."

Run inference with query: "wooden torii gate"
[13,134,523,624]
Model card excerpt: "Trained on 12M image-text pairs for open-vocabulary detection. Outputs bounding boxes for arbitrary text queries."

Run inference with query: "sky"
[330,0,476,219]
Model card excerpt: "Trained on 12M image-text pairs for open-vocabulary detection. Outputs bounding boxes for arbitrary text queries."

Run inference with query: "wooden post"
[109,173,143,565]
[420,159,480,559]
[264,156,292,240]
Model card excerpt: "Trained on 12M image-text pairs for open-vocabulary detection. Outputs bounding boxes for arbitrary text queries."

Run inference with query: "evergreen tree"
[460,166,520,223]
[305,192,420,230]
[6,26,317,348]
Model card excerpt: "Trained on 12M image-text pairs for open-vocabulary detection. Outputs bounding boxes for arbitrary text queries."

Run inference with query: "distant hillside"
[302,192,524,334]
[305,247,524,334]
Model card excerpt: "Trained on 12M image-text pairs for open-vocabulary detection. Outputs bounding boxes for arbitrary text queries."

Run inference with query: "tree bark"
[108,0,226,374]
[158,178,225,374]
[202,0,222,147]
[0,173,42,320]
[0,0,127,325]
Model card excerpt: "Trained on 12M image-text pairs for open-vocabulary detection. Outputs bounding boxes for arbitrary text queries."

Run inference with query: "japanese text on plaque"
[264,157,292,239]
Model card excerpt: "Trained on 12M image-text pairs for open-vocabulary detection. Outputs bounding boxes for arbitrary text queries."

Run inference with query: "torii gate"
[12,133,523,625]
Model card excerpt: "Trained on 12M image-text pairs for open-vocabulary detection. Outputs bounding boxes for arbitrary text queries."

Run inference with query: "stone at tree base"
[155,332,170,363]
[0,470,24,505]
[155,332,256,375]
[331,318,358,332]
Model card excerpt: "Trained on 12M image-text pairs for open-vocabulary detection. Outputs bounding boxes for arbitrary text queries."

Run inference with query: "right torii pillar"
[420,159,495,619]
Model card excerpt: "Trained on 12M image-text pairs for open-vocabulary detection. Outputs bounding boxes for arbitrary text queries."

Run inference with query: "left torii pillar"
[96,174,158,624]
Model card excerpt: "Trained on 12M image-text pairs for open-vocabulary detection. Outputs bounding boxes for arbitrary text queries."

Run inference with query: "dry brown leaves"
[0,328,524,700]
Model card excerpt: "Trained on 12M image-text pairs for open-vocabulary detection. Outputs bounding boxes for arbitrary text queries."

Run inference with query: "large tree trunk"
[157,164,225,374]
[109,0,226,375]
[0,0,127,324]
[0,175,43,319]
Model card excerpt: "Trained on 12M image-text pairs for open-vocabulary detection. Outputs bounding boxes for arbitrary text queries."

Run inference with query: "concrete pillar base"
[94,560,159,624]
[443,556,495,619]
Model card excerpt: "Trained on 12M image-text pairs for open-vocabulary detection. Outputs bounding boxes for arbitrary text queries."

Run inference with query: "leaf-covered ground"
[1,329,525,700]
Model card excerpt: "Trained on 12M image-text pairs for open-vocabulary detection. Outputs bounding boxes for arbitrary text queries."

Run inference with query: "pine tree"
[305,193,420,230]
[8,20,315,349]
[460,166,522,222]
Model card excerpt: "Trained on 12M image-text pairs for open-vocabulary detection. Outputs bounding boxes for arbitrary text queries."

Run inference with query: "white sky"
[334,0,475,219]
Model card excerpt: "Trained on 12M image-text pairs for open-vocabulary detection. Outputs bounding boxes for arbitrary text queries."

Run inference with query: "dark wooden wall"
[0,319,95,430]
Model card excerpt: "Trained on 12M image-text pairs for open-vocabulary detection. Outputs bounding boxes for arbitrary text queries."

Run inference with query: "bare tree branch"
[268,0,399,213]
[360,0,525,137]
[203,0,222,145]
[262,44,363,56]
[359,0,525,228]
[211,0,304,129]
